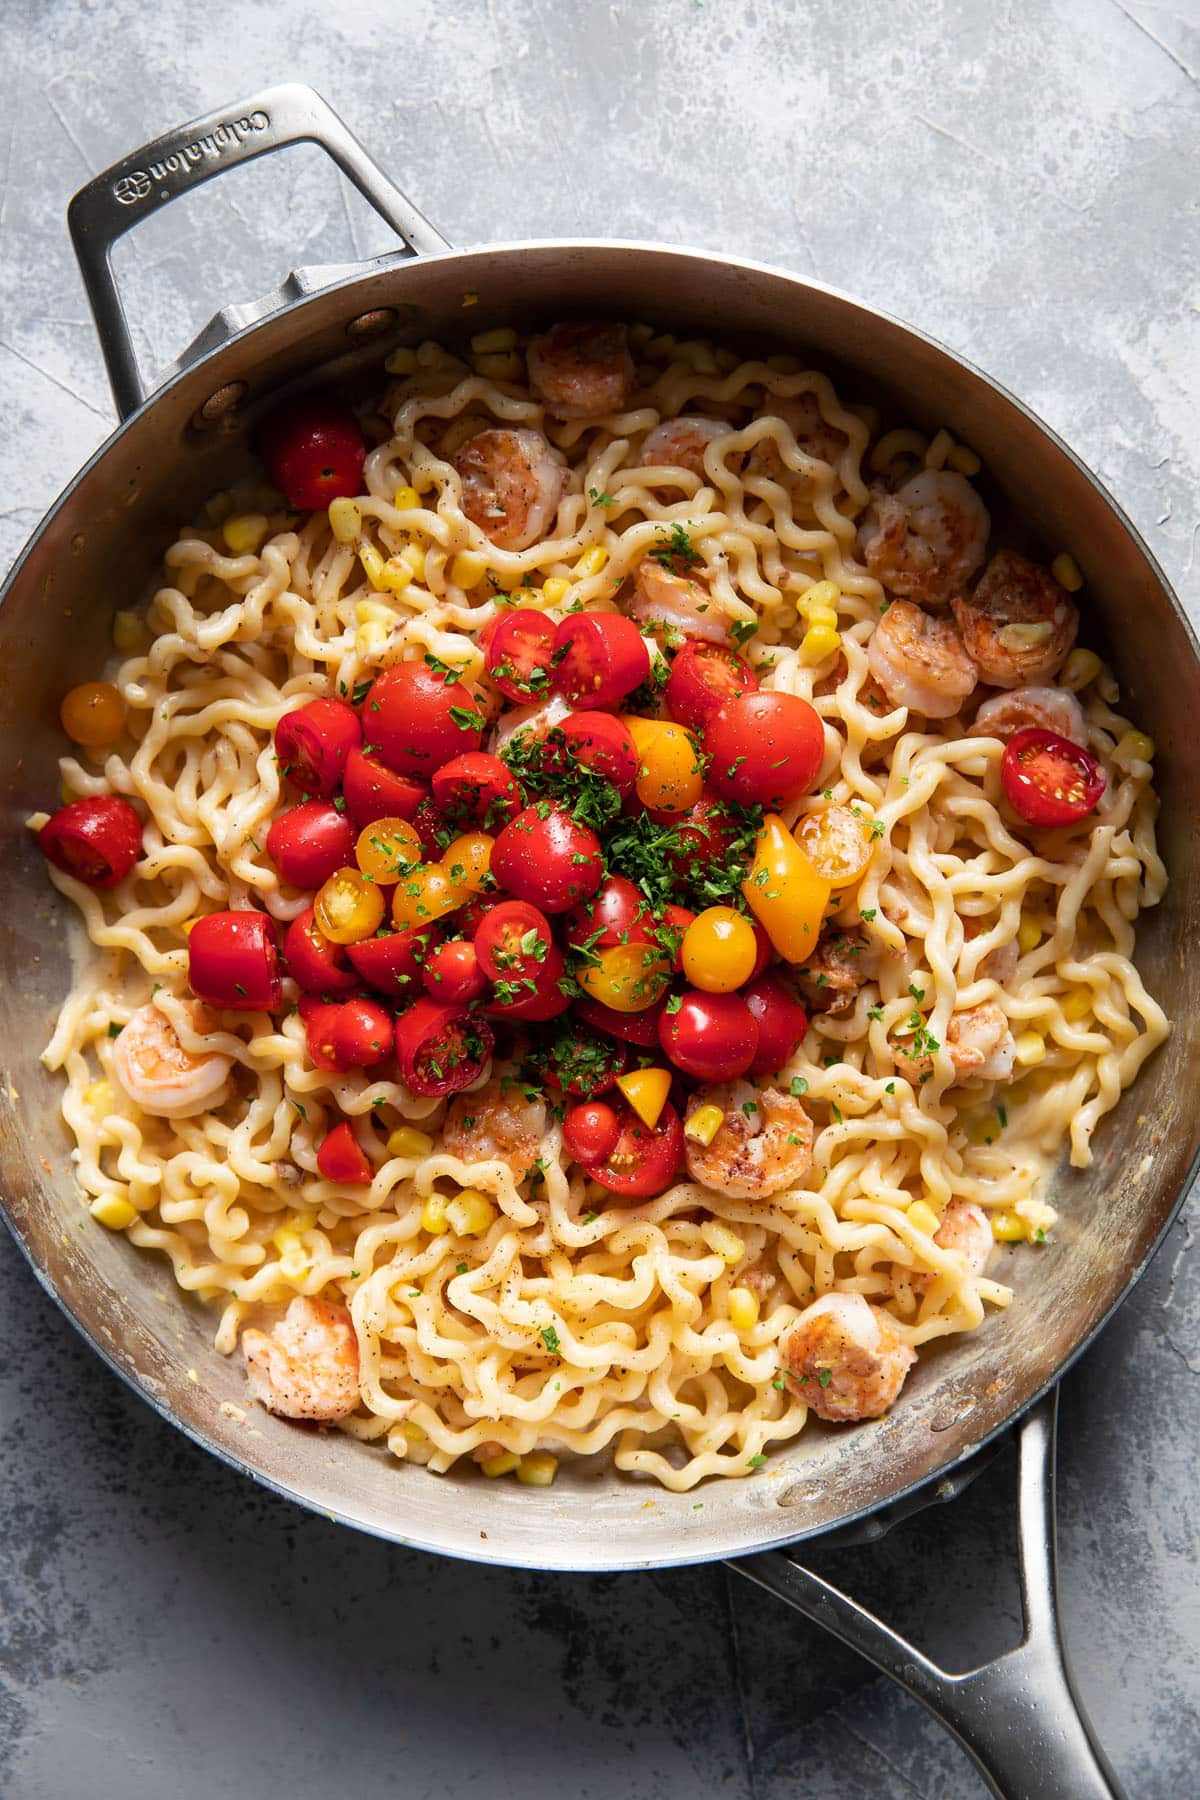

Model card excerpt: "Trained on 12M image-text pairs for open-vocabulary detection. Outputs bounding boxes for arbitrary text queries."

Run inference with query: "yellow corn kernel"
[727,1287,760,1331]
[481,1450,520,1478]
[615,1067,672,1130]
[1114,730,1154,767]
[685,1103,726,1147]
[90,1194,137,1229]
[421,1192,449,1236]
[112,609,146,652]
[574,545,609,579]
[470,326,518,355]
[766,353,800,374]
[385,346,418,374]
[272,1227,301,1257]
[801,580,840,620]
[517,1451,559,1487]
[450,549,488,590]
[401,1420,427,1444]
[1060,647,1102,691]
[1014,1030,1047,1067]
[446,1189,497,1237]
[359,543,388,591]
[991,1210,1027,1243]
[84,1078,115,1115]
[356,621,390,659]
[964,1110,1000,1146]
[388,1126,433,1159]
[806,606,839,630]
[907,1200,941,1236]
[393,485,421,512]
[1061,989,1093,1021]
[946,443,982,476]
[222,512,269,555]
[400,542,426,579]
[379,556,414,594]
[355,598,391,626]
[800,624,841,665]
[1017,917,1042,954]
[924,427,954,471]
[474,351,523,381]
[702,1221,745,1265]
[540,576,571,608]
[328,497,362,543]
[1051,552,1084,592]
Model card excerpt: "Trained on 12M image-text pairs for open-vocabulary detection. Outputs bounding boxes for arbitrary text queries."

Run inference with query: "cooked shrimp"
[640,415,732,477]
[489,691,573,752]
[857,470,990,606]
[779,1292,915,1422]
[110,999,234,1119]
[910,1200,992,1292]
[454,428,565,552]
[527,321,635,419]
[795,928,874,1016]
[628,560,732,646]
[974,684,1087,745]
[443,1077,548,1182]
[684,1083,813,1201]
[951,551,1078,689]
[242,1296,360,1423]
[947,1002,1015,1082]
[748,392,849,485]
[867,599,978,719]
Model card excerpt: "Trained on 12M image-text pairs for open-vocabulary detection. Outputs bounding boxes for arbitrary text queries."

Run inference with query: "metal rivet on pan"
[194,382,247,426]
[347,308,397,340]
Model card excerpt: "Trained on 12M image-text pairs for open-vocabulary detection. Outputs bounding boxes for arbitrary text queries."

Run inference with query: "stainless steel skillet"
[2,84,1196,1800]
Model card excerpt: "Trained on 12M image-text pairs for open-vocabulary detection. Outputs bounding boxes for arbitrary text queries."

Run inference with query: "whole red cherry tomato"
[490,803,603,912]
[528,1021,627,1098]
[394,999,493,1098]
[557,711,639,795]
[743,971,809,1077]
[365,662,487,777]
[284,906,358,994]
[341,746,427,828]
[658,989,758,1080]
[666,641,759,732]
[266,801,355,889]
[188,911,281,1011]
[566,874,654,951]
[275,697,361,798]
[705,692,826,808]
[38,795,142,888]
[258,394,366,512]
[346,925,440,997]
[665,797,741,879]
[432,751,521,830]
[422,938,487,1004]
[474,899,556,984]
[552,613,650,707]
[328,996,394,1066]
[1001,728,1106,828]
[482,608,557,704]
[317,1120,373,1186]
[581,1102,685,1199]
[563,1099,621,1163]
[575,995,666,1047]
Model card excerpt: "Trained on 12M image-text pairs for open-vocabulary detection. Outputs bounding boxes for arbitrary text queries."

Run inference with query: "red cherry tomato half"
[275,697,361,798]
[317,1120,373,1186]
[551,612,650,708]
[394,999,493,1099]
[483,608,557,704]
[705,692,826,808]
[345,924,439,997]
[582,1102,685,1199]
[575,995,666,1048]
[658,989,758,1081]
[474,899,555,983]
[743,971,809,1077]
[1001,728,1106,829]
[557,711,639,796]
[666,641,759,732]
[284,906,358,994]
[257,394,366,512]
[37,795,142,889]
[566,873,654,952]
[530,1022,628,1098]
[266,800,355,890]
[421,938,487,1004]
[431,751,522,830]
[563,1100,621,1164]
[188,911,281,1011]
[341,747,427,829]
[490,803,604,912]
[366,662,487,777]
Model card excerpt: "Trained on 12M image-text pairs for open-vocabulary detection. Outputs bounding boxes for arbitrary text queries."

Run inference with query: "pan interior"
[2,242,1195,1569]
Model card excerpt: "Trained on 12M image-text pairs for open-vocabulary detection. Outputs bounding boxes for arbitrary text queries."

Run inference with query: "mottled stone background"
[1,2,1197,1795]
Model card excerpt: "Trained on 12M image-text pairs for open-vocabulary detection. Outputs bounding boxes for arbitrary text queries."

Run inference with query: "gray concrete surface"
[1,1,1198,1795]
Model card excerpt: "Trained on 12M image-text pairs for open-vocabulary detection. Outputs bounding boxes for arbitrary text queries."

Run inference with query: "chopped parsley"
[588,487,614,509]
[456,1261,469,1274]
[424,653,468,685]
[747,1453,768,1469]
[539,1325,561,1355]
[790,1076,809,1097]
[818,1369,833,1389]
[730,619,758,648]
[107,1022,123,1038]
[649,523,702,577]
[448,704,488,732]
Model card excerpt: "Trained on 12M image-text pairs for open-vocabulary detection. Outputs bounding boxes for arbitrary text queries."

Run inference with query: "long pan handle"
[728,1388,1124,1800]
[68,83,448,421]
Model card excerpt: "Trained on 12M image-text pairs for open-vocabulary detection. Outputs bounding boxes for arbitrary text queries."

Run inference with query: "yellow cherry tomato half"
[390,862,465,932]
[795,804,875,889]
[741,814,831,963]
[578,940,671,1013]
[355,816,422,884]
[60,681,126,747]
[680,905,759,993]
[440,830,494,894]
[314,865,387,944]
[620,716,705,815]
